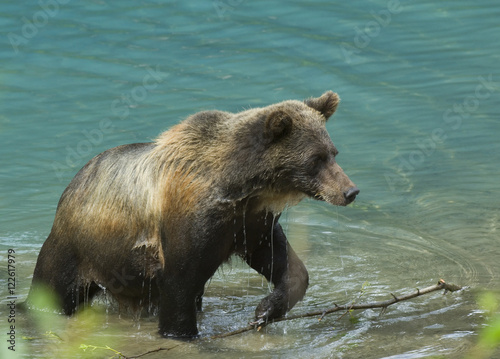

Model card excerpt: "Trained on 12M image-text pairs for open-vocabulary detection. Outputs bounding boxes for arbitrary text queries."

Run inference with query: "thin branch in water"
[212,279,463,339]
[124,344,182,359]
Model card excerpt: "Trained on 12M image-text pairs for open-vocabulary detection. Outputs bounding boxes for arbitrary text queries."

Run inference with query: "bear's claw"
[249,317,267,327]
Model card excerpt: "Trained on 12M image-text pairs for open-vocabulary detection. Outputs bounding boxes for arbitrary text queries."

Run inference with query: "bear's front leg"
[157,272,201,338]
[245,222,309,325]
[157,237,224,338]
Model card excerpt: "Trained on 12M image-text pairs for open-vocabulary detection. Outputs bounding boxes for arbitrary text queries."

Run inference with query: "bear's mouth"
[311,191,356,206]
[313,193,326,202]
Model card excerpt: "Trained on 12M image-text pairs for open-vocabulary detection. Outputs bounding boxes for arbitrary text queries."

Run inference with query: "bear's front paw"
[251,293,287,327]
[251,298,274,326]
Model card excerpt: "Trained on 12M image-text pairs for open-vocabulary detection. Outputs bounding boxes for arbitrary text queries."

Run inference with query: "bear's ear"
[304,91,340,120]
[264,109,293,143]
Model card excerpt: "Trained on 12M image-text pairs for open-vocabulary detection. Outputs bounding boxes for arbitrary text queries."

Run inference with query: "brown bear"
[28,91,359,338]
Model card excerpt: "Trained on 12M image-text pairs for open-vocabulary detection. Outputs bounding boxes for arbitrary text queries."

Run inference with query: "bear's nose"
[343,187,360,204]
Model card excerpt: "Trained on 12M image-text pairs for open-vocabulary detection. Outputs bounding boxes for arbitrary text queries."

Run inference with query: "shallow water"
[1,1,499,358]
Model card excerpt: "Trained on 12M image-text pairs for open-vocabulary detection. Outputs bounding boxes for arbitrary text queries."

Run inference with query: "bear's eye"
[309,153,328,174]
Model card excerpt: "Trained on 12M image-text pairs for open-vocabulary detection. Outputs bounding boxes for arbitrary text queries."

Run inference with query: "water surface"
[1,1,499,358]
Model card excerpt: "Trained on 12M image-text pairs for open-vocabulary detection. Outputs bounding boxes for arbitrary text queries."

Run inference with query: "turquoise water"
[1,1,499,358]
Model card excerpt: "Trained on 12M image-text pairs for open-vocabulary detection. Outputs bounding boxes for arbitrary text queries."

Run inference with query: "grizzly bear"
[28,91,359,338]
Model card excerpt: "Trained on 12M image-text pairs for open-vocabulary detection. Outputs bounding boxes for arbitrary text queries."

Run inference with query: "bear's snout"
[343,187,360,205]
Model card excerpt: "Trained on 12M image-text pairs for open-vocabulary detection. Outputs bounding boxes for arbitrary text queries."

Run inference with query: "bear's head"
[240,91,359,211]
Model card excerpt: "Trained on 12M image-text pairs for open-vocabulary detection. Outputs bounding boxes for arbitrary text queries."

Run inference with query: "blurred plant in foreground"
[464,291,500,358]
[21,286,123,358]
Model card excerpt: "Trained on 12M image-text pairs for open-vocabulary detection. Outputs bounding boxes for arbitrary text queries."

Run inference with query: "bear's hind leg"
[28,239,83,314]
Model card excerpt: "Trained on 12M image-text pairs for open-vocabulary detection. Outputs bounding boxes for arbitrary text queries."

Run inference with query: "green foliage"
[348,310,360,325]
[27,285,60,312]
[345,282,370,326]
[464,291,500,358]
[79,344,125,358]
[22,288,123,358]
